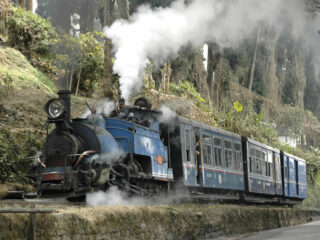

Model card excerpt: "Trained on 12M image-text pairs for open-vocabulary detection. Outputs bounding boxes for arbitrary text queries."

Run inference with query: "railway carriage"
[165,117,244,196]
[241,137,282,201]
[280,151,307,201]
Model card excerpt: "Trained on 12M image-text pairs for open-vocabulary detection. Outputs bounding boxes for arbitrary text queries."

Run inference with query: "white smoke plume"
[86,187,147,206]
[82,99,115,118]
[104,0,315,101]
[96,98,115,116]
[86,184,190,206]
[158,105,177,124]
[32,0,38,14]
[95,146,126,164]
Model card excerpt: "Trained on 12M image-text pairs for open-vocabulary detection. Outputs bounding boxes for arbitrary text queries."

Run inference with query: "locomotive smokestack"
[58,90,71,121]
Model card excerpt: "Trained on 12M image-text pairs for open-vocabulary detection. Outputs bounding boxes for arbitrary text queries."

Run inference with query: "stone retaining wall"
[0,204,319,240]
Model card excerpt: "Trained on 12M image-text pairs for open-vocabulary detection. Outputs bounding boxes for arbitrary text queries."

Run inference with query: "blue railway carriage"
[164,117,245,195]
[242,137,282,199]
[280,151,307,200]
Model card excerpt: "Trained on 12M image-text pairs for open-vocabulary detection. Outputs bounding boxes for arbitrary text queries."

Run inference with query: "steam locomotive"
[29,90,307,204]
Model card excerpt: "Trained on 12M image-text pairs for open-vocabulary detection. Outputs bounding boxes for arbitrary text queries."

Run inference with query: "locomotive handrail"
[72,150,96,169]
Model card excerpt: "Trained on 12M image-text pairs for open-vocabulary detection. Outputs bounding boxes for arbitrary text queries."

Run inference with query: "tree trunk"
[207,43,214,97]
[248,26,261,91]
[117,0,129,19]
[18,0,32,11]
[27,0,32,11]
[206,43,220,101]
[102,0,115,99]
[160,63,172,93]
[69,65,74,91]
[75,66,82,96]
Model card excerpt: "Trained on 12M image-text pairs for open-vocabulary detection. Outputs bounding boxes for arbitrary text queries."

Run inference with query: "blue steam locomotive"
[30,91,307,204]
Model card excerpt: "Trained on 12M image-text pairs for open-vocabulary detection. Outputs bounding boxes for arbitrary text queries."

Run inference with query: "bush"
[169,81,206,107]
[0,0,12,33]
[0,129,44,183]
[0,72,13,99]
[7,7,56,57]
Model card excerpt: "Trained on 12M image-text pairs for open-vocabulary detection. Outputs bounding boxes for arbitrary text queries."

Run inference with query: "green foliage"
[0,129,44,183]
[0,0,12,33]
[221,101,243,133]
[219,101,278,144]
[7,7,56,57]
[302,183,320,209]
[240,112,278,144]
[169,81,205,107]
[0,72,13,99]
[77,32,104,93]
[0,129,21,182]
[167,206,179,219]
[275,106,320,140]
[54,32,104,95]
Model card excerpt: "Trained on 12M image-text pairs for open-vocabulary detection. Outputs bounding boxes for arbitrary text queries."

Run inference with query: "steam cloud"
[82,98,115,118]
[104,0,318,101]
[158,105,177,124]
[86,187,146,206]
[86,184,189,206]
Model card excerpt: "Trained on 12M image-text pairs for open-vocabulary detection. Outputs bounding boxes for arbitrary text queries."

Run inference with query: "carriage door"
[194,128,202,185]
[182,124,197,186]
[295,160,299,196]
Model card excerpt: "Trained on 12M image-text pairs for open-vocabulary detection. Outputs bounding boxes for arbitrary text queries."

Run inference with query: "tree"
[248,26,261,91]
[18,0,33,11]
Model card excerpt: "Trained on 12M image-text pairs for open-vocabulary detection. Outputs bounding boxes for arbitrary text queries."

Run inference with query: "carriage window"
[276,156,281,180]
[249,148,255,173]
[214,138,222,167]
[224,140,233,169]
[185,129,191,162]
[255,150,263,175]
[284,165,288,179]
[233,143,242,170]
[267,162,272,177]
[256,160,262,175]
[202,134,212,165]
[262,161,266,176]
[261,152,267,175]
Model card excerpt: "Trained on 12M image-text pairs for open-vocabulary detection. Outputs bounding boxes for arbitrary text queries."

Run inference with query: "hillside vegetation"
[0,45,56,94]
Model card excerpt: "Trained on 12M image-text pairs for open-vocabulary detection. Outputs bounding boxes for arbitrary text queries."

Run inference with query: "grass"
[0,45,56,93]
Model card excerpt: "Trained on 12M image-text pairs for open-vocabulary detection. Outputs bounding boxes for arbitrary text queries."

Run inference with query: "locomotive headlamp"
[45,99,65,119]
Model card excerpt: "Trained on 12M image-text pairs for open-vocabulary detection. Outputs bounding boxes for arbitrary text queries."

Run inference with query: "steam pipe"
[58,90,71,122]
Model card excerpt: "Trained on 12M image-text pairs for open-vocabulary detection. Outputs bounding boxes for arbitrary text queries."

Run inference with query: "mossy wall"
[0,204,319,240]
